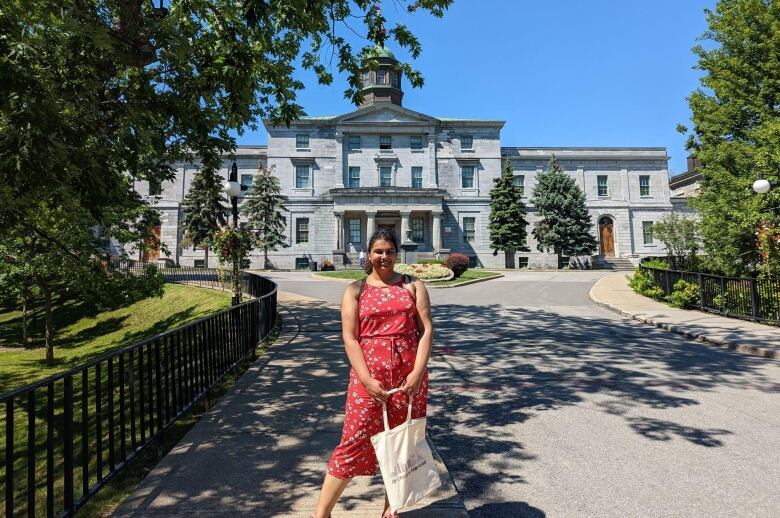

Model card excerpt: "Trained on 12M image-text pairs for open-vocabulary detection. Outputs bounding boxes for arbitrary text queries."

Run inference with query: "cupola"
[359,46,403,108]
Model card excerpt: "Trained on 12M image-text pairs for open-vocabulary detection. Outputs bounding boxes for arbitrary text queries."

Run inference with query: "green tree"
[181,161,227,268]
[489,159,529,267]
[680,0,780,275]
[242,166,290,269]
[652,213,701,270]
[531,157,598,268]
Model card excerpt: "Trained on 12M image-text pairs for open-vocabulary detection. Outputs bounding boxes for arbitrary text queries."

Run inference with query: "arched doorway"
[599,217,615,257]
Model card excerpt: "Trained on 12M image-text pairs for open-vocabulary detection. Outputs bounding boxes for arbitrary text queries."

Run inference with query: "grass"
[0,284,231,393]
[315,269,502,287]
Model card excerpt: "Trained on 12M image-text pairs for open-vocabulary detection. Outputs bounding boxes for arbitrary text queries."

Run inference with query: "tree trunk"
[263,248,268,270]
[557,251,562,270]
[21,290,28,348]
[204,246,209,268]
[504,249,515,269]
[40,281,55,365]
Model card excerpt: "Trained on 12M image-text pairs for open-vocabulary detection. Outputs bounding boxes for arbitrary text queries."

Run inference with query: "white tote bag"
[371,388,442,513]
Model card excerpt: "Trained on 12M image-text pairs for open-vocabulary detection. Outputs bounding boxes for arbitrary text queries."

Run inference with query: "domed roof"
[371,45,396,60]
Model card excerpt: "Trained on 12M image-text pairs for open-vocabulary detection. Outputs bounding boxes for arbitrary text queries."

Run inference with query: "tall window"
[380,135,392,150]
[463,217,476,243]
[642,221,654,245]
[639,175,650,196]
[296,133,309,150]
[149,179,162,196]
[411,217,424,243]
[348,166,360,188]
[380,166,392,187]
[513,174,525,196]
[597,175,609,197]
[390,71,400,87]
[295,165,310,188]
[362,71,370,87]
[461,165,475,188]
[376,69,386,84]
[348,135,361,151]
[349,219,361,243]
[296,218,309,243]
[240,174,253,192]
[460,135,473,150]
[411,166,423,188]
[411,135,423,150]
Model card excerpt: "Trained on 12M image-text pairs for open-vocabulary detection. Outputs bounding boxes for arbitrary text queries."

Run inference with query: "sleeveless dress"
[327,275,429,479]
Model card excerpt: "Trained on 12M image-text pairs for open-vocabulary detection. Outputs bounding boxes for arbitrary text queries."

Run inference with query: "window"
[296,133,309,150]
[461,165,475,188]
[296,218,309,243]
[639,175,650,196]
[194,259,205,268]
[376,69,386,85]
[460,135,473,150]
[240,174,253,192]
[390,71,400,87]
[411,217,424,243]
[348,166,360,188]
[380,166,392,187]
[642,221,654,245]
[295,165,311,188]
[149,179,162,196]
[362,71,370,87]
[411,166,423,188]
[463,217,476,243]
[349,219,361,244]
[518,257,529,269]
[380,135,392,150]
[348,135,361,151]
[410,135,423,150]
[597,175,609,197]
[512,175,525,196]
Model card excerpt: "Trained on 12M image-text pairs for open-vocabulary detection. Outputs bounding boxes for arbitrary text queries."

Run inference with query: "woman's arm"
[342,281,388,403]
[401,279,433,395]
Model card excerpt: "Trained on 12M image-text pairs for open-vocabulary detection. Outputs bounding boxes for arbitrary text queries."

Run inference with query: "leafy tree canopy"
[681,0,780,275]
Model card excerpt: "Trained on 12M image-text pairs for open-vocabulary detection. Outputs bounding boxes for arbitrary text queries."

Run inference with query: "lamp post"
[753,168,779,194]
[223,162,244,305]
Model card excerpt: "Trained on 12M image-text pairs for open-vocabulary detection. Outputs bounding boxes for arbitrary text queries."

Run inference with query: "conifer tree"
[489,159,529,267]
[531,157,598,268]
[181,158,227,268]
[242,166,290,269]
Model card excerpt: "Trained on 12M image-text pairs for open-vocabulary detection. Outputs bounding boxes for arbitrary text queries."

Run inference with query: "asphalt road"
[264,271,780,518]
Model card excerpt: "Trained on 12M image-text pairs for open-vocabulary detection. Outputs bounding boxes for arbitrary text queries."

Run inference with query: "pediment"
[335,104,438,124]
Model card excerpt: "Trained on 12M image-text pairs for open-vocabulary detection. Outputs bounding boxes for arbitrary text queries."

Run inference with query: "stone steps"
[601,257,636,271]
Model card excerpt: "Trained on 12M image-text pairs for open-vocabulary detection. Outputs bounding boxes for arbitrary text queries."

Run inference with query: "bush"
[629,267,664,300]
[642,258,670,270]
[445,253,470,278]
[666,279,700,309]
[394,263,453,281]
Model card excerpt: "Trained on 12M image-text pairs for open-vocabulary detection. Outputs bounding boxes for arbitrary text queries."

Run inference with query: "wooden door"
[377,223,397,239]
[143,226,161,262]
[599,218,615,257]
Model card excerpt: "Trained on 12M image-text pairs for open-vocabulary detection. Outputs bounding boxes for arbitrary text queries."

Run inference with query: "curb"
[589,286,780,360]
[310,272,504,287]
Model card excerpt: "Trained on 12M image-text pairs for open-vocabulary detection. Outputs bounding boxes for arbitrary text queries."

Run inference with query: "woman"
[313,228,434,518]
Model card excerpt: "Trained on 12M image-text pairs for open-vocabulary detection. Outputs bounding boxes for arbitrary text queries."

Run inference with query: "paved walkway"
[113,291,466,517]
[590,273,780,359]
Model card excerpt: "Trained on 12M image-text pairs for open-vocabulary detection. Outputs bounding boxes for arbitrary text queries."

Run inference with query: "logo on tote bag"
[389,453,426,483]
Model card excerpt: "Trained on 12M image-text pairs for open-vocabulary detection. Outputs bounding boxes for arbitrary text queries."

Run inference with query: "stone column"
[400,211,411,242]
[335,132,345,188]
[366,211,376,242]
[432,210,442,251]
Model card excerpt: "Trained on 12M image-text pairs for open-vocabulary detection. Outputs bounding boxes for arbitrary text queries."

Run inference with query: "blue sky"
[236,0,716,175]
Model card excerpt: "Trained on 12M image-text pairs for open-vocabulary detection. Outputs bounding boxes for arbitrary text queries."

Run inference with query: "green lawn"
[315,269,501,287]
[0,284,230,393]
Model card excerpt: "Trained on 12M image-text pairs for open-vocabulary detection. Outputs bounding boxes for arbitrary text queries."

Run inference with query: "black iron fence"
[0,269,277,517]
[640,259,780,325]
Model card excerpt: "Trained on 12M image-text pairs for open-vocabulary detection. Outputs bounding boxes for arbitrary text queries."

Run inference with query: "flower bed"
[394,263,454,281]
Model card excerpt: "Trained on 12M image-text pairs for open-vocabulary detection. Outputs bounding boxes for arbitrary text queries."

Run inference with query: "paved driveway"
[266,271,780,517]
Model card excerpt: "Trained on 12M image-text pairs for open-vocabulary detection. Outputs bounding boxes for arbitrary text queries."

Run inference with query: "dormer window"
[376,69,386,85]
[380,135,392,150]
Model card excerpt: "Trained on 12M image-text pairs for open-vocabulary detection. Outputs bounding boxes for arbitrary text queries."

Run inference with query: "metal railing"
[640,259,779,325]
[0,269,277,517]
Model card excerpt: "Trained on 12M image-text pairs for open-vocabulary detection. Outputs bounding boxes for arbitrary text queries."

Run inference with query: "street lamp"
[223,161,245,305]
[753,169,778,194]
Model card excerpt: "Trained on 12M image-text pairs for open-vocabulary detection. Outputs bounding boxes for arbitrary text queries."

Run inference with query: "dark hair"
[364,228,399,274]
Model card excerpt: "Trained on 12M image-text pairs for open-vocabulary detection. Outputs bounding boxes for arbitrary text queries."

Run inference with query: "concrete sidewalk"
[113,290,466,517]
[590,273,780,359]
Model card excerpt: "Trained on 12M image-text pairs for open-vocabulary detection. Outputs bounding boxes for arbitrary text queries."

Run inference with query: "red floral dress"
[327,275,429,479]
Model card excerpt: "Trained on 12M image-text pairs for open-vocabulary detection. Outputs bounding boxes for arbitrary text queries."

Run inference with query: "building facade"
[136,49,674,269]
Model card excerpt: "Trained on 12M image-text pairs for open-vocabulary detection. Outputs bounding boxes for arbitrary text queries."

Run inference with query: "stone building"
[136,48,674,269]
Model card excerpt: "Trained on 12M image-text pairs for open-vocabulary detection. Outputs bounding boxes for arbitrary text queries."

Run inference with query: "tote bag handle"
[381,388,414,432]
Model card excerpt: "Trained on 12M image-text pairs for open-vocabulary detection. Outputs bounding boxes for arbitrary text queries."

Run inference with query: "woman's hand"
[362,377,389,405]
[400,370,424,397]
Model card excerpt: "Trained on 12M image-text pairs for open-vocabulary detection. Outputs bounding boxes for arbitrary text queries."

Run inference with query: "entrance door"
[599,217,615,257]
[143,226,161,262]
[377,223,397,238]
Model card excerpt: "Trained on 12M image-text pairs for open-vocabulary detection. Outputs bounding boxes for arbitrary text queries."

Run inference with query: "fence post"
[698,273,704,311]
[750,278,760,321]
